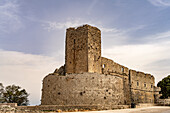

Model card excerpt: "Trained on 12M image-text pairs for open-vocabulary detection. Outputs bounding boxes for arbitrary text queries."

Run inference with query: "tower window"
[80,92,83,96]
[121,67,124,73]
[144,83,146,87]
[94,55,96,62]
[74,39,76,44]
[137,81,139,86]
[102,64,106,68]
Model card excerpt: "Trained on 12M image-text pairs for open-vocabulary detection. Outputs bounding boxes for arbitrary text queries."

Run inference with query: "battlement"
[66,24,101,31]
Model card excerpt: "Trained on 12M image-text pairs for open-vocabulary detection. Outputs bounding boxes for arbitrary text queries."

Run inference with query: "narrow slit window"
[74,39,76,44]
[102,64,106,68]
[144,83,146,87]
[121,67,124,73]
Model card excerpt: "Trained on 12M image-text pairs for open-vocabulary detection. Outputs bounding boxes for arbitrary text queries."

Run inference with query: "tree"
[0,83,29,106]
[157,75,170,99]
[0,83,4,102]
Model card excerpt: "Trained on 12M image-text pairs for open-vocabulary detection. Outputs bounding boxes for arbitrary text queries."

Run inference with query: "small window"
[144,83,146,87]
[151,84,153,88]
[74,39,76,44]
[121,67,124,72]
[137,81,139,86]
[94,55,96,62]
[102,64,106,68]
[80,92,83,96]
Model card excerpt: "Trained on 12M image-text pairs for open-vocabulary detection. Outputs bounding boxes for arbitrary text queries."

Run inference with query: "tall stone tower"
[65,25,101,74]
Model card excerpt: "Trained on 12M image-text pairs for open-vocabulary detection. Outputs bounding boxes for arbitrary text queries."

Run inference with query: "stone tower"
[65,25,102,74]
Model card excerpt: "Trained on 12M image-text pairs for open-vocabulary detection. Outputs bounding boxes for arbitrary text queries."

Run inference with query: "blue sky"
[1,0,170,105]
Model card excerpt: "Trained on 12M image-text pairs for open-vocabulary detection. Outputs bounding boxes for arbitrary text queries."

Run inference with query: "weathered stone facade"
[129,70,155,104]
[41,73,124,107]
[65,25,101,74]
[41,24,161,108]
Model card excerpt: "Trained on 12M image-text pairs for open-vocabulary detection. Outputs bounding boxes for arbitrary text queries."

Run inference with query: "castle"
[41,25,161,109]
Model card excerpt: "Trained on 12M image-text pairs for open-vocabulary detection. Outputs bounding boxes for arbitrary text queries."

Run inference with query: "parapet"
[66,24,101,32]
[129,69,155,80]
[101,57,129,76]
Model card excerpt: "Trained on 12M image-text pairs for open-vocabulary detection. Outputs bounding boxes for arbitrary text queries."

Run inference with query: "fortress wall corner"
[87,25,102,73]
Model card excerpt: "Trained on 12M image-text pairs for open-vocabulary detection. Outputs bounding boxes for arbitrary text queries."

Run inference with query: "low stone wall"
[135,103,155,108]
[16,105,130,111]
[0,103,130,112]
[17,105,98,111]
[157,99,170,106]
[0,103,17,107]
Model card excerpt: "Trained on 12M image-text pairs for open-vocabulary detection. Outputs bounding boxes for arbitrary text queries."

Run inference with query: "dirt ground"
[63,106,170,113]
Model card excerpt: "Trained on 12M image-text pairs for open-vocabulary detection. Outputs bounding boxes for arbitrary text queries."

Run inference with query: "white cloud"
[0,49,62,105]
[103,44,168,69]
[103,43,170,84]
[148,0,170,7]
[103,32,170,84]
[0,0,23,34]
[42,18,123,33]
[42,18,96,31]
[148,30,170,39]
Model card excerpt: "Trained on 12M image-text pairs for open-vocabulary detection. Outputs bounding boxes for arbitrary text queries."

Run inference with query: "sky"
[0,0,170,105]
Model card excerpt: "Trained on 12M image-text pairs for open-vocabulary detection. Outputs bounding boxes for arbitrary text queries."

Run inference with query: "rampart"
[41,73,125,107]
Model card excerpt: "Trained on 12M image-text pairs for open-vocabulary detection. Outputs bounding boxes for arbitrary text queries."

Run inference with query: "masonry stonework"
[65,25,101,74]
[41,73,124,107]
[41,24,161,109]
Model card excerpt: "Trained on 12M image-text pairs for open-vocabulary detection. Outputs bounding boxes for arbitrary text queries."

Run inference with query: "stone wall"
[157,99,170,106]
[16,105,130,111]
[101,57,129,76]
[154,87,162,103]
[129,70,155,104]
[65,25,101,74]
[41,73,125,107]
[65,26,88,74]
[87,26,101,73]
[101,57,131,104]
[0,103,17,107]
[100,57,158,104]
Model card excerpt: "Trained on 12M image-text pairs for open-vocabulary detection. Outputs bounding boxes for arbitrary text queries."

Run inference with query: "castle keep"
[66,26,101,74]
[41,25,161,109]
